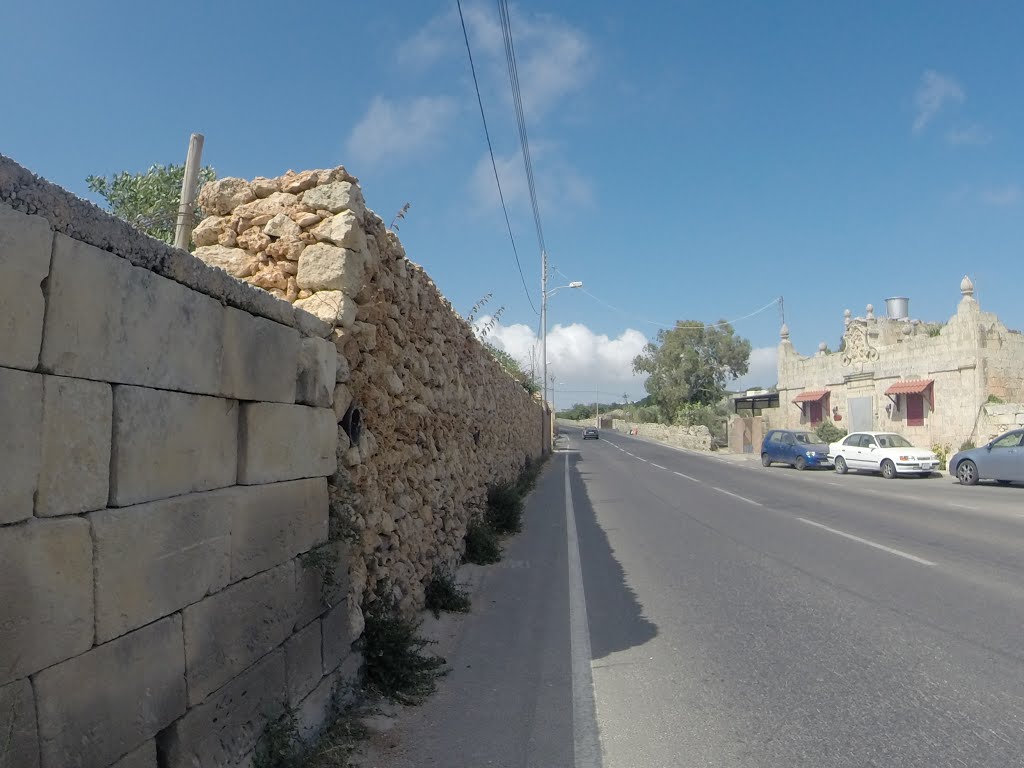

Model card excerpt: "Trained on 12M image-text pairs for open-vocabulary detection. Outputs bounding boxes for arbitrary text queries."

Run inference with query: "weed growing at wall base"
[424,566,471,618]
[463,518,502,565]
[486,481,524,535]
[254,705,304,768]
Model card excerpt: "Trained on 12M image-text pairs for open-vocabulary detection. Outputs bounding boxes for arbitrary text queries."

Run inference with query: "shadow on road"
[567,452,658,660]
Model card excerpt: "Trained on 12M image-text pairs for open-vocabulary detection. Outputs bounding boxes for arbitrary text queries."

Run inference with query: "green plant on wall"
[815,420,847,444]
[932,443,953,471]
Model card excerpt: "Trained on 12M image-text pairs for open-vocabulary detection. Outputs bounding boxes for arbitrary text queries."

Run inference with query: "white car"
[828,431,939,479]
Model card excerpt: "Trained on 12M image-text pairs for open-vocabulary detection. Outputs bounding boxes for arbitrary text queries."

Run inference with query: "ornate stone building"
[771,277,1024,450]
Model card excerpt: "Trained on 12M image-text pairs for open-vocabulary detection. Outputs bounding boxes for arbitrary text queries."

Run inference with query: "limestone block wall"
[0,157,350,768]
[608,419,713,450]
[192,169,547,619]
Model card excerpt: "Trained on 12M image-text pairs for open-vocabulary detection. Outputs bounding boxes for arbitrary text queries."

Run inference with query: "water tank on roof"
[885,296,910,320]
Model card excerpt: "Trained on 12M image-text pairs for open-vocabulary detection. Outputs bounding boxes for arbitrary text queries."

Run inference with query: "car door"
[835,433,859,467]
[781,432,797,464]
[985,430,1024,481]
[855,434,879,470]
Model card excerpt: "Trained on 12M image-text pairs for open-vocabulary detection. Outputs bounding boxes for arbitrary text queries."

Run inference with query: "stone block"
[321,601,356,675]
[91,489,234,642]
[294,653,359,746]
[230,478,328,581]
[0,204,52,370]
[158,650,286,768]
[238,403,336,485]
[34,615,186,768]
[221,307,299,403]
[110,740,156,768]
[40,234,225,394]
[110,386,238,507]
[0,367,41,524]
[0,679,39,768]
[296,336,337,407]
[296,242,365,296]
[286,619,323,704]
[294,289,357,328]
[0,518,92,685]
[182,562,297,705]
[36,375,112,517]
[295,540,351,630]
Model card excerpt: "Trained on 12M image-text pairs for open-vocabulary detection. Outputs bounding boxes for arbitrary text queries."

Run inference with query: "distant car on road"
[760,429,832,470]
[582,427,599,440]
[828,431,938,478]
[949,429,1024,486]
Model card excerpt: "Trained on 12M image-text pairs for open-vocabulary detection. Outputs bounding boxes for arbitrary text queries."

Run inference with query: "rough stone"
[285,619,323,704]
[301,181,365,218]
[182,563,297,705]
[296,243,366,297]
[238,402,337,484]
[297,336,337,407]
[221,307,300,403]
[294,306,333,339]
[36,376,112,517]
[265,234,306,261]
[192,214,230,247]
[42,235,225,394]
[310,210,368,254]
[233,192,299,220]
[0,367,41,524]
[110,740,156,768]
[291,211,321,228]
[0,679,40,768]
[252,176,280,198]
[230,478,328,581]
[0,203,52,370]
[335,350,351,382]
[332,384,354,422]
[34,616,185,768]
[199,178,256,216]
[0,518,93,685]
[110,386,238,507]
[295,289,357,328]
[158,650,286,768]
[91,489,234,642]
[264,212,301,239]
[281,170,319,194]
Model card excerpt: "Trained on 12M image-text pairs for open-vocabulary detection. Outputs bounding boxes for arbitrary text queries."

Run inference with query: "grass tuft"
[424,566,471,618]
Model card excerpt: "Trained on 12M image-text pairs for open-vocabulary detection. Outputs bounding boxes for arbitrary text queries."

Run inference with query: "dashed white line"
[797,517,936,566]
[711,487,763,507]
[651,463,667,470]
[636,458,648,463]
[948,503,978,511]
[673,471,699,482]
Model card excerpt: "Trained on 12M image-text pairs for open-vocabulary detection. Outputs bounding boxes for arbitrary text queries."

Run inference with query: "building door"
[848,396,873,432]
[906,394,924,426]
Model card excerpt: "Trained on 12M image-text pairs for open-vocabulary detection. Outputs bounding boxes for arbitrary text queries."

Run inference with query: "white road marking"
[827,482,842,486]
[636,458,648,463]
[651,463,666,470]
[797,517,936,566]
[564,455,603,767]
[948,503,978,510]
[673,471,699,482]
[711,487,763,507]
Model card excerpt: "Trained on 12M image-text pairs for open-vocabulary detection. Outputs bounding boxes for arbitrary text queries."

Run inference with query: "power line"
[456,0,538,315]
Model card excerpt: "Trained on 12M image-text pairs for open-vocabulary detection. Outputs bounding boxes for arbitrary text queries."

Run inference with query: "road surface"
[363,427,1024,768]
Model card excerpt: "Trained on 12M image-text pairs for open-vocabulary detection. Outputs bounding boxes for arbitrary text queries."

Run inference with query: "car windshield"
[875,433,913,448]
[793,432,819,444]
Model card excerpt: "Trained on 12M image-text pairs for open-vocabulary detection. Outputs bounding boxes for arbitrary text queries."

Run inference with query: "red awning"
[885,379,934,396]
[792,389,830,403]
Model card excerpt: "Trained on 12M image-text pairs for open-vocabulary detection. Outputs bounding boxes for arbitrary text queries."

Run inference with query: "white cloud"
[947,123,991,146]
[468,146,593,213]
[479,318,649,407]
[345,96,457,168]
[913,70,965,134]
[982,184,1021,206]
[730,346,778,392]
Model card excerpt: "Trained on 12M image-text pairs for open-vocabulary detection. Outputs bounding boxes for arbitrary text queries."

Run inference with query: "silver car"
[949,429,1024,486]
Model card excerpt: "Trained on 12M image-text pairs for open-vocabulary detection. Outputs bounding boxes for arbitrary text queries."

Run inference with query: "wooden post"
[173,133,205,251]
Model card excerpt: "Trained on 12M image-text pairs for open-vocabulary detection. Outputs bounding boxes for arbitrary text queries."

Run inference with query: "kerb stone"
[0,203,53,370]
[0,518,93,685]
[36,375,112,517]
[40,234,224,395]
[34,615,186,768]
[0,367,41,524]
[182,562,297,705]
[221,307,299,403]
[110,386,238,507]
[91,489,234,642]
[238,403,337,485]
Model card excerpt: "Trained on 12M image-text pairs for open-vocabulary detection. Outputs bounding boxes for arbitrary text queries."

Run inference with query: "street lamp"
[541,251,581,408]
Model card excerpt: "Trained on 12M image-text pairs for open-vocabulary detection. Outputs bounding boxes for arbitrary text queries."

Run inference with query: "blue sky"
[5,1,1023,407]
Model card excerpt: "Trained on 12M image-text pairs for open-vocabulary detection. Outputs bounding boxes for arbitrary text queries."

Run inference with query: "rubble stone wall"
[0,156,545,768]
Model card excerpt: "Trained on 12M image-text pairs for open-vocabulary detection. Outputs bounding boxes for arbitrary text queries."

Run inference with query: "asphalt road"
[365,428,1024,768]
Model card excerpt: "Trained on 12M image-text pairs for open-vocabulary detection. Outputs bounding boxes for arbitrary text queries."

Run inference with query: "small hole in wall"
[342,404,363,444]
[473,429,481,446]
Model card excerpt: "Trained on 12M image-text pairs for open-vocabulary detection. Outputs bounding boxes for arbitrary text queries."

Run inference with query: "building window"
[906,393,924,426]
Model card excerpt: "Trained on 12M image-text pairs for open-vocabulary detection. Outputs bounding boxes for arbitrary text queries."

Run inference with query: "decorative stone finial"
[960,275,975,297]
[780,323,790,341]
[866,303,875,320]
[902,324,912,335]
[843,308,852,328]
[817,341,827,355]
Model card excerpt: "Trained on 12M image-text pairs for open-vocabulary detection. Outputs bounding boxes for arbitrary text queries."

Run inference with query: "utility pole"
[541,250,549,408]
[173,133,205,251]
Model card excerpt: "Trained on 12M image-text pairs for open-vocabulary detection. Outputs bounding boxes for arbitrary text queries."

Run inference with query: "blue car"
[761,429,833,471]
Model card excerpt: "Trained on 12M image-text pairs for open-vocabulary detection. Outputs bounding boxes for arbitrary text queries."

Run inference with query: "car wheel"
[795,456,807,471]
[957,460,979,486]
[834,456,848,475]
[761,453,772,467]
[881,459,897,479]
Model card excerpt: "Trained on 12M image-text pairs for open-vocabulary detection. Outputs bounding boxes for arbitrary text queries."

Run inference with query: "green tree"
[485,343,538,394]
[86,163,216,246]
[632,320,751,412]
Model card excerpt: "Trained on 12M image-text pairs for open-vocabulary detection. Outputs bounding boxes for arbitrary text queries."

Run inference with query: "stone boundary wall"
[978,403,1024,443]
[556,418,712,451]
[1,156,545,768]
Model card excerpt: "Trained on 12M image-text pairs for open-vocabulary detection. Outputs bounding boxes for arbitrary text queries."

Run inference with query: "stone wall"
[0,156,546,768]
